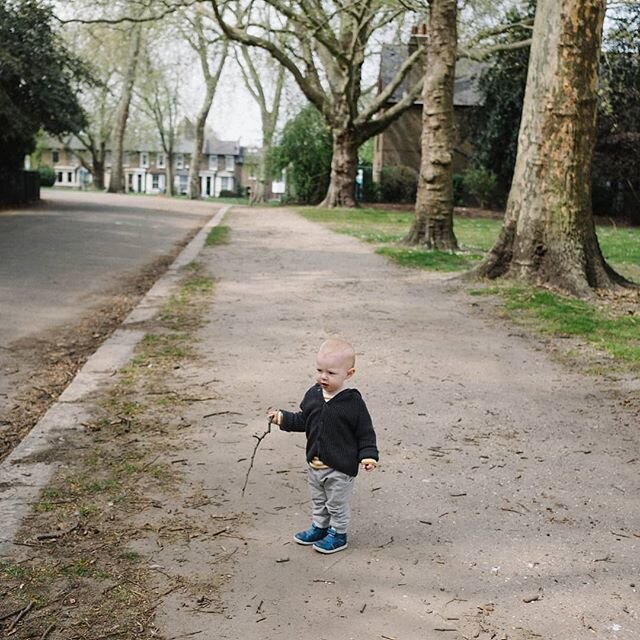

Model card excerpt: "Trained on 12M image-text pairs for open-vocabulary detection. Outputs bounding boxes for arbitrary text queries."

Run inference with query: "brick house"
[41,134,246,197]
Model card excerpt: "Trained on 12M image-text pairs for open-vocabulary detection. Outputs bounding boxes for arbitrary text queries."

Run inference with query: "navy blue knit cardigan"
[279,384,379,477]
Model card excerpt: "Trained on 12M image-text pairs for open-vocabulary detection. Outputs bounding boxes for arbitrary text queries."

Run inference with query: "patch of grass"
[1,561,30,579]
[77,503,99,518]
[61,559,94,578]
[376,247,484,272]
[133,332,191,364]
[33,488,65,513]
[206,224,230,246]
[298,207,499,269]
[84,478,121,494]
[158,269,215,333]
[597,226,640,283]
[473,285,640,371]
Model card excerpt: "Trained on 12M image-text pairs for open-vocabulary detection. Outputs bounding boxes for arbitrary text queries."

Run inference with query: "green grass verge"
[299,206,640,371]
[206,224,230,246]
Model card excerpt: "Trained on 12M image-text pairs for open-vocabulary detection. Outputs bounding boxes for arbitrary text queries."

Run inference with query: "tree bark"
[186,13,227,200]
[107,24,142,193]
[165,149,175,196]
[475,0,633,297]
[93,157,105,190]
[238,47,285,204]
[320,129,359,208]
[188,84,215,199]
[405,0,458,250]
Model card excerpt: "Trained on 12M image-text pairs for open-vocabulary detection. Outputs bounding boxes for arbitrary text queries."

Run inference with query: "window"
[140,152,149,168]
[176,153,184,169]
[208,155,217,171]
[57,172,63,183]
[225,155,234,172]
[123,152,130,166]
[52,150,59,163]
[152,174,159,190]
[157,153,165,168]
[220,176,230,191]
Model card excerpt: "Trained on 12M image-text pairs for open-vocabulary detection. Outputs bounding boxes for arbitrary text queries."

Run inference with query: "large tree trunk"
[321,129,358,208]
[476,0,633,297]
[92,140,106,190]
[405,0,458,250]
[93,158,105,190]
[108,25,142,194]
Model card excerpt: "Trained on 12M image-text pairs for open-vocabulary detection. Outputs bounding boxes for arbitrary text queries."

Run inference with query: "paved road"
[0,189,219,400]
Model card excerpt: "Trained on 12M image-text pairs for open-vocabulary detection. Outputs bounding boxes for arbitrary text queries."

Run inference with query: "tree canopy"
[0,0,87,170]
[271,105,333,204]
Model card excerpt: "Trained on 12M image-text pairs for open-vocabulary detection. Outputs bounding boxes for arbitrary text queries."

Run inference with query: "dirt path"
[151,207,639,639]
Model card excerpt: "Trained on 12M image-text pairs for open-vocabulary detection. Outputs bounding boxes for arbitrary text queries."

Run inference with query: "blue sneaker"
[294,524,329,545]
[312,527,348,554]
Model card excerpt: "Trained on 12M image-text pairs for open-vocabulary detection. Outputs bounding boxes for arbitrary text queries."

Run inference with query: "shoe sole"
[293,535,317,546]
[313,542,348,554]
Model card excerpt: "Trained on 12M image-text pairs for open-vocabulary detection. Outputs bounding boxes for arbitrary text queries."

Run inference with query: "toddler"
[268,338,378,554]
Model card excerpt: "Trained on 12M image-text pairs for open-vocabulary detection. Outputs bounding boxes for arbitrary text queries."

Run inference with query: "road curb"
[0,205,230,557]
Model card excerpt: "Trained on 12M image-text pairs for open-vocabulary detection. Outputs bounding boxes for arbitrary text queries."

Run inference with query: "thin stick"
[7,600,35,633]
[241,419,273,496]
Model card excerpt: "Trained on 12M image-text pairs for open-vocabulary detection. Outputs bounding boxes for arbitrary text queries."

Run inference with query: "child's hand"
[267,408,282,426]
[360,458,377,471]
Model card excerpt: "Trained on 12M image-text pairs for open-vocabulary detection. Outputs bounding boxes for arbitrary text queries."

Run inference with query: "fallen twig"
[241,419,273,496]
[35,521,79,541]
[0,606,28,623]
[39,621,56,640]
[203,410,242,418]
[6,600,35,633]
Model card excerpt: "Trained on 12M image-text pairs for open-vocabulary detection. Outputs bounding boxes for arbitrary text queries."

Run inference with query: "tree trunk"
[475,0,633,297]
[251,125,275,204]
[405,0,458,250]
[108,25,142,194]
[93,158,105,190]
[165,150,175,197]
[92,140,106,190]
[321,130,358,208]
[187,84,214,200]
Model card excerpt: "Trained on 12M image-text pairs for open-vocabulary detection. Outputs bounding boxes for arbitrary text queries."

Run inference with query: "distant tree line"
[0,0,87,172]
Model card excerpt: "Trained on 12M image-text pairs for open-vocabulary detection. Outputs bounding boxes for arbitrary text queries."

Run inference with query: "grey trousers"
[308,467,355,534]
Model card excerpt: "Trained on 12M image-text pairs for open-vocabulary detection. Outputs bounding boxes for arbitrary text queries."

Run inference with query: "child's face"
[315,349,355,395]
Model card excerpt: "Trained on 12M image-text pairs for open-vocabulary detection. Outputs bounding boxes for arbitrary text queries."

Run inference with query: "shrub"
[452,173,466,205]
[378,165,418,203]
[38,165,56,187]
[218,189,236,198]
[462,166,497,209]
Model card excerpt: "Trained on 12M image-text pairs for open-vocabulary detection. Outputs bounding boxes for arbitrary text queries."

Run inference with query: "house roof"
[379,44,486,107]
[45,134,243,156]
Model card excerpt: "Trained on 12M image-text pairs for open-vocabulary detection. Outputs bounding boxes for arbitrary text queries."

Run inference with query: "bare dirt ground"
[2,206,639,640]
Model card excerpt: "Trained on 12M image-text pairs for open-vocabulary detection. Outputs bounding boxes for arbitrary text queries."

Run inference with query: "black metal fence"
[0,170,40,206]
